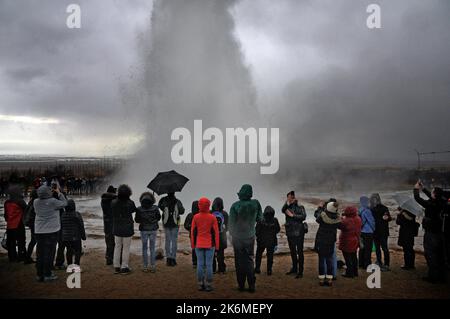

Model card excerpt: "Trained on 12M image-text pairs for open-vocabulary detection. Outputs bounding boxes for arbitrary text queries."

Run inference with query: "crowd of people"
[2,178,450,292]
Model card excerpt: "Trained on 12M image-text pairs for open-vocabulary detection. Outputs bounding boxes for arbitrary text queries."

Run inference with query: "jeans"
[105,232,115,263]
[35,232,58,278]
[423,232,445,281]
[318,251,334,276]
[213,248,226,273]
[114,236,132,269]
[343,251,358,277]
[374,235,390,266]
[255,244,275,272]
[321,246,337,277]
[233,237,256,289]
[141,231,157,267]
[287,235,304,274]
[360,233,374,268]
[195,247,215,284]
[65,240,82,265]
[26,227,36,260]
[164,227,179,260]
[6,225,26,262]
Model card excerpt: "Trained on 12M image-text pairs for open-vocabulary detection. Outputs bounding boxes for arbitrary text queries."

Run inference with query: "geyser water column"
[122,0,281,209]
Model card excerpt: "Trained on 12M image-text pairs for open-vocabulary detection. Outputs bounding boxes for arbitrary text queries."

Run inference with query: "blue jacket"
[359,196,375,234]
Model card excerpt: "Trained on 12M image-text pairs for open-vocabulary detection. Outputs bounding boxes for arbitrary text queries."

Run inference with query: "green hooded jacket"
[229,184,263,240]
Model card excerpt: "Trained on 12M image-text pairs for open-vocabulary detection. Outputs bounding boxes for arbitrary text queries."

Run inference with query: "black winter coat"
[372,204,392,238]
[101,192,117,234]
[282,200,306,237]
[135,205,161,231]
[256,216,280,248]
[61,200,86,242]
[111,198,136,237]
[414,189,445,234]
[396,212,418,247]
[315,211,341,255]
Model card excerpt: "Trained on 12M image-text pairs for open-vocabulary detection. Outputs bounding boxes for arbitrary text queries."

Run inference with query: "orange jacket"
[191,197,219,250]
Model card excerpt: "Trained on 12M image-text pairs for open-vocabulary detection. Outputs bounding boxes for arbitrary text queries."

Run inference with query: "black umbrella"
[147,170,189,195]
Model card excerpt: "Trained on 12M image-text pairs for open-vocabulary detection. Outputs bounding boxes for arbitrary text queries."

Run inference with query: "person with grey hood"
[61,199,86,267]
[33,185,67,282]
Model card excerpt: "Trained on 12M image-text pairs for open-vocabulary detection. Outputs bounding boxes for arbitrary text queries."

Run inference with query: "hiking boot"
[142,267,149,273]
[121,268,132,275]
[166,258,171,266]
[106,259,113,266]
[254,268,261,274]
[43,273,58,282]
[326,275,334,286]
[205,281,213,292]
[114,267,121,274]
[173,259,177,266]
[150,266,156,273]
[319,275,325,286]
[198,282,205,291]
[286,269,297,275]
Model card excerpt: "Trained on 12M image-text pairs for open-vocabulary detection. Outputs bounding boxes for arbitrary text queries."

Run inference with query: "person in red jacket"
[4,186,27,262]
[338,206,362,278]
[191,197,219,292]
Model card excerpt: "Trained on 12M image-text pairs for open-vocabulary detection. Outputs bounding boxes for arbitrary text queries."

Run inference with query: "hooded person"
[135,192,161,273]
[339,206,362,278]
[33,185,67,282]
[61,199,86,267]
[191,197,219,292]
[211,197,229,274]
[101,185,117,265]
[370,193,392,271]
[3,185,27,262]
[315,201,341,286]
[358,196,375,269]
[282,190,307,278]
[396,207,420,270]
[255,206,280,276]
[414,182,447,283]
[184,200,200,268]
[158,192,185,266]
[229,184,263,293]
[111,184,136,275]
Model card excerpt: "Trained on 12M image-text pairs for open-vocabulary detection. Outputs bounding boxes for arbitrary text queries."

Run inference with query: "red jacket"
[4,200,26,230]
[191,197,219,250]
[338,207,362,253]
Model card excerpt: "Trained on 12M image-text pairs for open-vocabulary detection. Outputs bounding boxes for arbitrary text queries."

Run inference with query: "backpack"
[213,211,225,233]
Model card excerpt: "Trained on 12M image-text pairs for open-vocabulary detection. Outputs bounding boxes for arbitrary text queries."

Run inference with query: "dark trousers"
[54,231,66,267]
[318,251,333,276]
[191,249,197,266]
[6,225,26,262]
[233,237,255,290]
[105,232,115,262]
[402,243,415,268]
[343,251,358,277]
[423,232,446,281]
[374,235,390,266]
[64,240,82,265]
[213,248,226,273]
[26,227,37,260]
[35,232,58,277]
[287,235,304,274]
[360,233,374,268]
[255,244,275,272]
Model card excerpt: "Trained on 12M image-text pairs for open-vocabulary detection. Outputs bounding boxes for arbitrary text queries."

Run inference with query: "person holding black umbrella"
[148,170,188,267]
[158,192,185,266]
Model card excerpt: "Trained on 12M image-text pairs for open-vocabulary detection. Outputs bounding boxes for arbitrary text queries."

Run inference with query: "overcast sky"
[0,0,449,163]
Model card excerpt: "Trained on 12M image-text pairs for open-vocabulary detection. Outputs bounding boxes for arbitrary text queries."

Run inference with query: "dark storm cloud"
[235,0,450,167]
